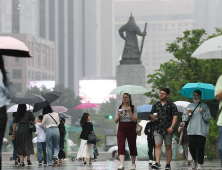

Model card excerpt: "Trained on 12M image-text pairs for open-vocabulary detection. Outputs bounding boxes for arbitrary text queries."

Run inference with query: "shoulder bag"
[28,112,36,132]
[87,133,97,145]
[185,102,201,128]
[48,113,64,135]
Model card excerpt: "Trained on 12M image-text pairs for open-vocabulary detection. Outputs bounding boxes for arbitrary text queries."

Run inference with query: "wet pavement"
[2,160,222,170]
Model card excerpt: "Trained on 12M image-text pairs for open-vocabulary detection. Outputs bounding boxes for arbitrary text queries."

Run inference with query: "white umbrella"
[174,101,191,113]
[67,139,76,147]
[191,35,222,59]
[3,138,8,142]
[32,137,37,144]
[109,85,148,95]
[7,104,33,113]
[138,120,150,134]
[107,146,129,153]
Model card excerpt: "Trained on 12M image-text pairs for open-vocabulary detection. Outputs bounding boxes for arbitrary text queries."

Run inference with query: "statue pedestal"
[116,64,146,107]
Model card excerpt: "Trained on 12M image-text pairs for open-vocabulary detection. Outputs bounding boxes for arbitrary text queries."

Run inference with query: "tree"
[145,28,222,118]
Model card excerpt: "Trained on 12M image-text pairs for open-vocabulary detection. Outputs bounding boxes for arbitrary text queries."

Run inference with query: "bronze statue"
[119,14,147,64]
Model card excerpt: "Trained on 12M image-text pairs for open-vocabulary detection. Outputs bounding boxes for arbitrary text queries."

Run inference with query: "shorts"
[154,130,173,145]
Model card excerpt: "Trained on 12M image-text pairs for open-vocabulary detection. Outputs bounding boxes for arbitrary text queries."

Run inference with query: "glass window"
[145,57,149,61]
[145,52,149,56]
[152,57,156,61]
[165,29,169,33]
[152,46,156,50]
[145,62,149,66]
[158,46,162,50]
[178,23,182,27]
[152,52,156,56]
[15,58,20,62]
[28,70,31,79]
[14,83,22,92]
[171,23,175,27]
[12,69,22,79]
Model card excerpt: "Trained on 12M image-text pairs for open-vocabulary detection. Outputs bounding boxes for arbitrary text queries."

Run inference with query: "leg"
[46,129,53,164]
[42,142,47,163]
[188,135,197,161]
[148,139,155,160]
[218,127,222,166]
[0,108,7,170]
[37,142,43,163]
[165,145,172,164]
[126,123,137,164]
[117,127,127,165]
[153,131,163,163]
[182,143,189,161]
[196,136,206,164]
[12,137,18,161]
[53,128,60,159]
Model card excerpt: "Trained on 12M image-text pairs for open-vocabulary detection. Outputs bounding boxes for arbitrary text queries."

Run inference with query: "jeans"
[46,127,60,164]
[37,142,47,163]
[12,137,17,160]
[218,126,222,165]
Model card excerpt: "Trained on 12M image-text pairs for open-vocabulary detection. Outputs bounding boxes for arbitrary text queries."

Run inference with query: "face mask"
[193,99,200,103]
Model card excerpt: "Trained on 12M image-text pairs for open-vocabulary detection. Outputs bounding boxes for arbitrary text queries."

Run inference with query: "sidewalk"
[2,160,222,170]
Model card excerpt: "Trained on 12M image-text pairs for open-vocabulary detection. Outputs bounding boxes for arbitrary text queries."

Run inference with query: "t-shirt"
[215,75,222,126]
[35,122,46,142]
[115,105,137,122]
[151,100,178,135]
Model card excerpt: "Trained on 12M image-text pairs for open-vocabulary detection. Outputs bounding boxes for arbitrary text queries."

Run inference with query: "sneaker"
[38,163,42,166]
[118,164,124,170]
[130,164,136,170]
[52,157,58,164]
[43,162,47,166]
[165,164,171,170]
[151,162,161,169]
[191,160,197,169]
[92,158,97,162]
[48,163,52,166]
[188,160,191,166]
[148,160,153,166]
[197,164,202,170]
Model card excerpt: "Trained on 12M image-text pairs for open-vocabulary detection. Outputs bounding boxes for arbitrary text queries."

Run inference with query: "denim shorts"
[154,130,173,145]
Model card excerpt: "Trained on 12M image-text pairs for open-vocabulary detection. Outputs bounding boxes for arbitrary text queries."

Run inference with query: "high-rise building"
[0,0,114,95]
[114,0,222,98]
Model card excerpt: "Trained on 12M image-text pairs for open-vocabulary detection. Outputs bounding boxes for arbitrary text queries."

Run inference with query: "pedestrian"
[215,75,222,168]
[63,119,70,159]
[150,87,178,170]
[9,112,19,165]
[35,115,47,166]
[77,113,94,164]
[115,93,138,170]
[12,104,35,166]
[93,144,99,161]
[58,118,66,163]
[39,105,60,166]
[178,122,192,165]
[182,90,211,170]
[144,121,155,166]
[0,55,10,170]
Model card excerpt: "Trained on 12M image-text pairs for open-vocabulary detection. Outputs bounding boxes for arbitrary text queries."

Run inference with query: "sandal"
[27,159,32,165]
[20,162,25,166]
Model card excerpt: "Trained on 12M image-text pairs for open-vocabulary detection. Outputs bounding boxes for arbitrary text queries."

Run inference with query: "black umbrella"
[59,113,69,118]
[10,94,46,104]
[33,91,63,112]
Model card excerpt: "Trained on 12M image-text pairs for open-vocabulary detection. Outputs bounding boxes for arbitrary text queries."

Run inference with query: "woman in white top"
[0,55,9,169]
[39,105,60,166]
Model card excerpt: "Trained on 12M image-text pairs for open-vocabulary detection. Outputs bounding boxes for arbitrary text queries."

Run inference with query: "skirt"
[77,139,93,159]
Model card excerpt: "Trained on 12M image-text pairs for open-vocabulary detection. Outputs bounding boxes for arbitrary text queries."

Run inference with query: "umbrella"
[7,104,33,113]
[191,35,222,59]
[179,82,215,100]
[52,106,68,113]
[33,91,63,112]
[107,146,129,153]
[109,85,148,95]
[0,36,31,57]
[174,101,191,113]
[59,113,69,118]
[67,139,76,147]
[137,105,152,120]
[10,94,46,104]
[73,103,101,110]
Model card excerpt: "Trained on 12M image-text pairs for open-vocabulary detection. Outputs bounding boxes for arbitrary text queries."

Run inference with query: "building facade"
[1,34,55,94]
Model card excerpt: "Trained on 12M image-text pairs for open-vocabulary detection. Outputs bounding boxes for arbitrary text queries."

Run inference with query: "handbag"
[87,134,97,145]
[28,112,36,132]
[48,113,65,135]
[136,123,143,136]
[5,79,16,99]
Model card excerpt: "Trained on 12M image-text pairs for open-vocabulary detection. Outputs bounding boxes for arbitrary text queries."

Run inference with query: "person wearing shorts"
[150,87,178,170]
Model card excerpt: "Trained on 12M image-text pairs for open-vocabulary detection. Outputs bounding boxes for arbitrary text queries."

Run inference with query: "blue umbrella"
[59,113,69,118]
[179,82,215,100]
[137,105,152,120]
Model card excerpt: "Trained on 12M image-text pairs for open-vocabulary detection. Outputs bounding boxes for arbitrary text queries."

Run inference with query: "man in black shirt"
[150,87,178,170]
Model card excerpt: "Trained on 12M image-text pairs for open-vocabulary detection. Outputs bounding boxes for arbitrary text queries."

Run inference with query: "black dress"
[13,111,35,156]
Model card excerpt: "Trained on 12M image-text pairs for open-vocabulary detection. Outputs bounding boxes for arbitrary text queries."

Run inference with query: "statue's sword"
[139,22,147,59]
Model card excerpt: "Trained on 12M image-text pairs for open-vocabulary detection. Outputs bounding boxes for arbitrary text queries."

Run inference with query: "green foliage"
[205,118,219,160]
[145,28,222,118]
